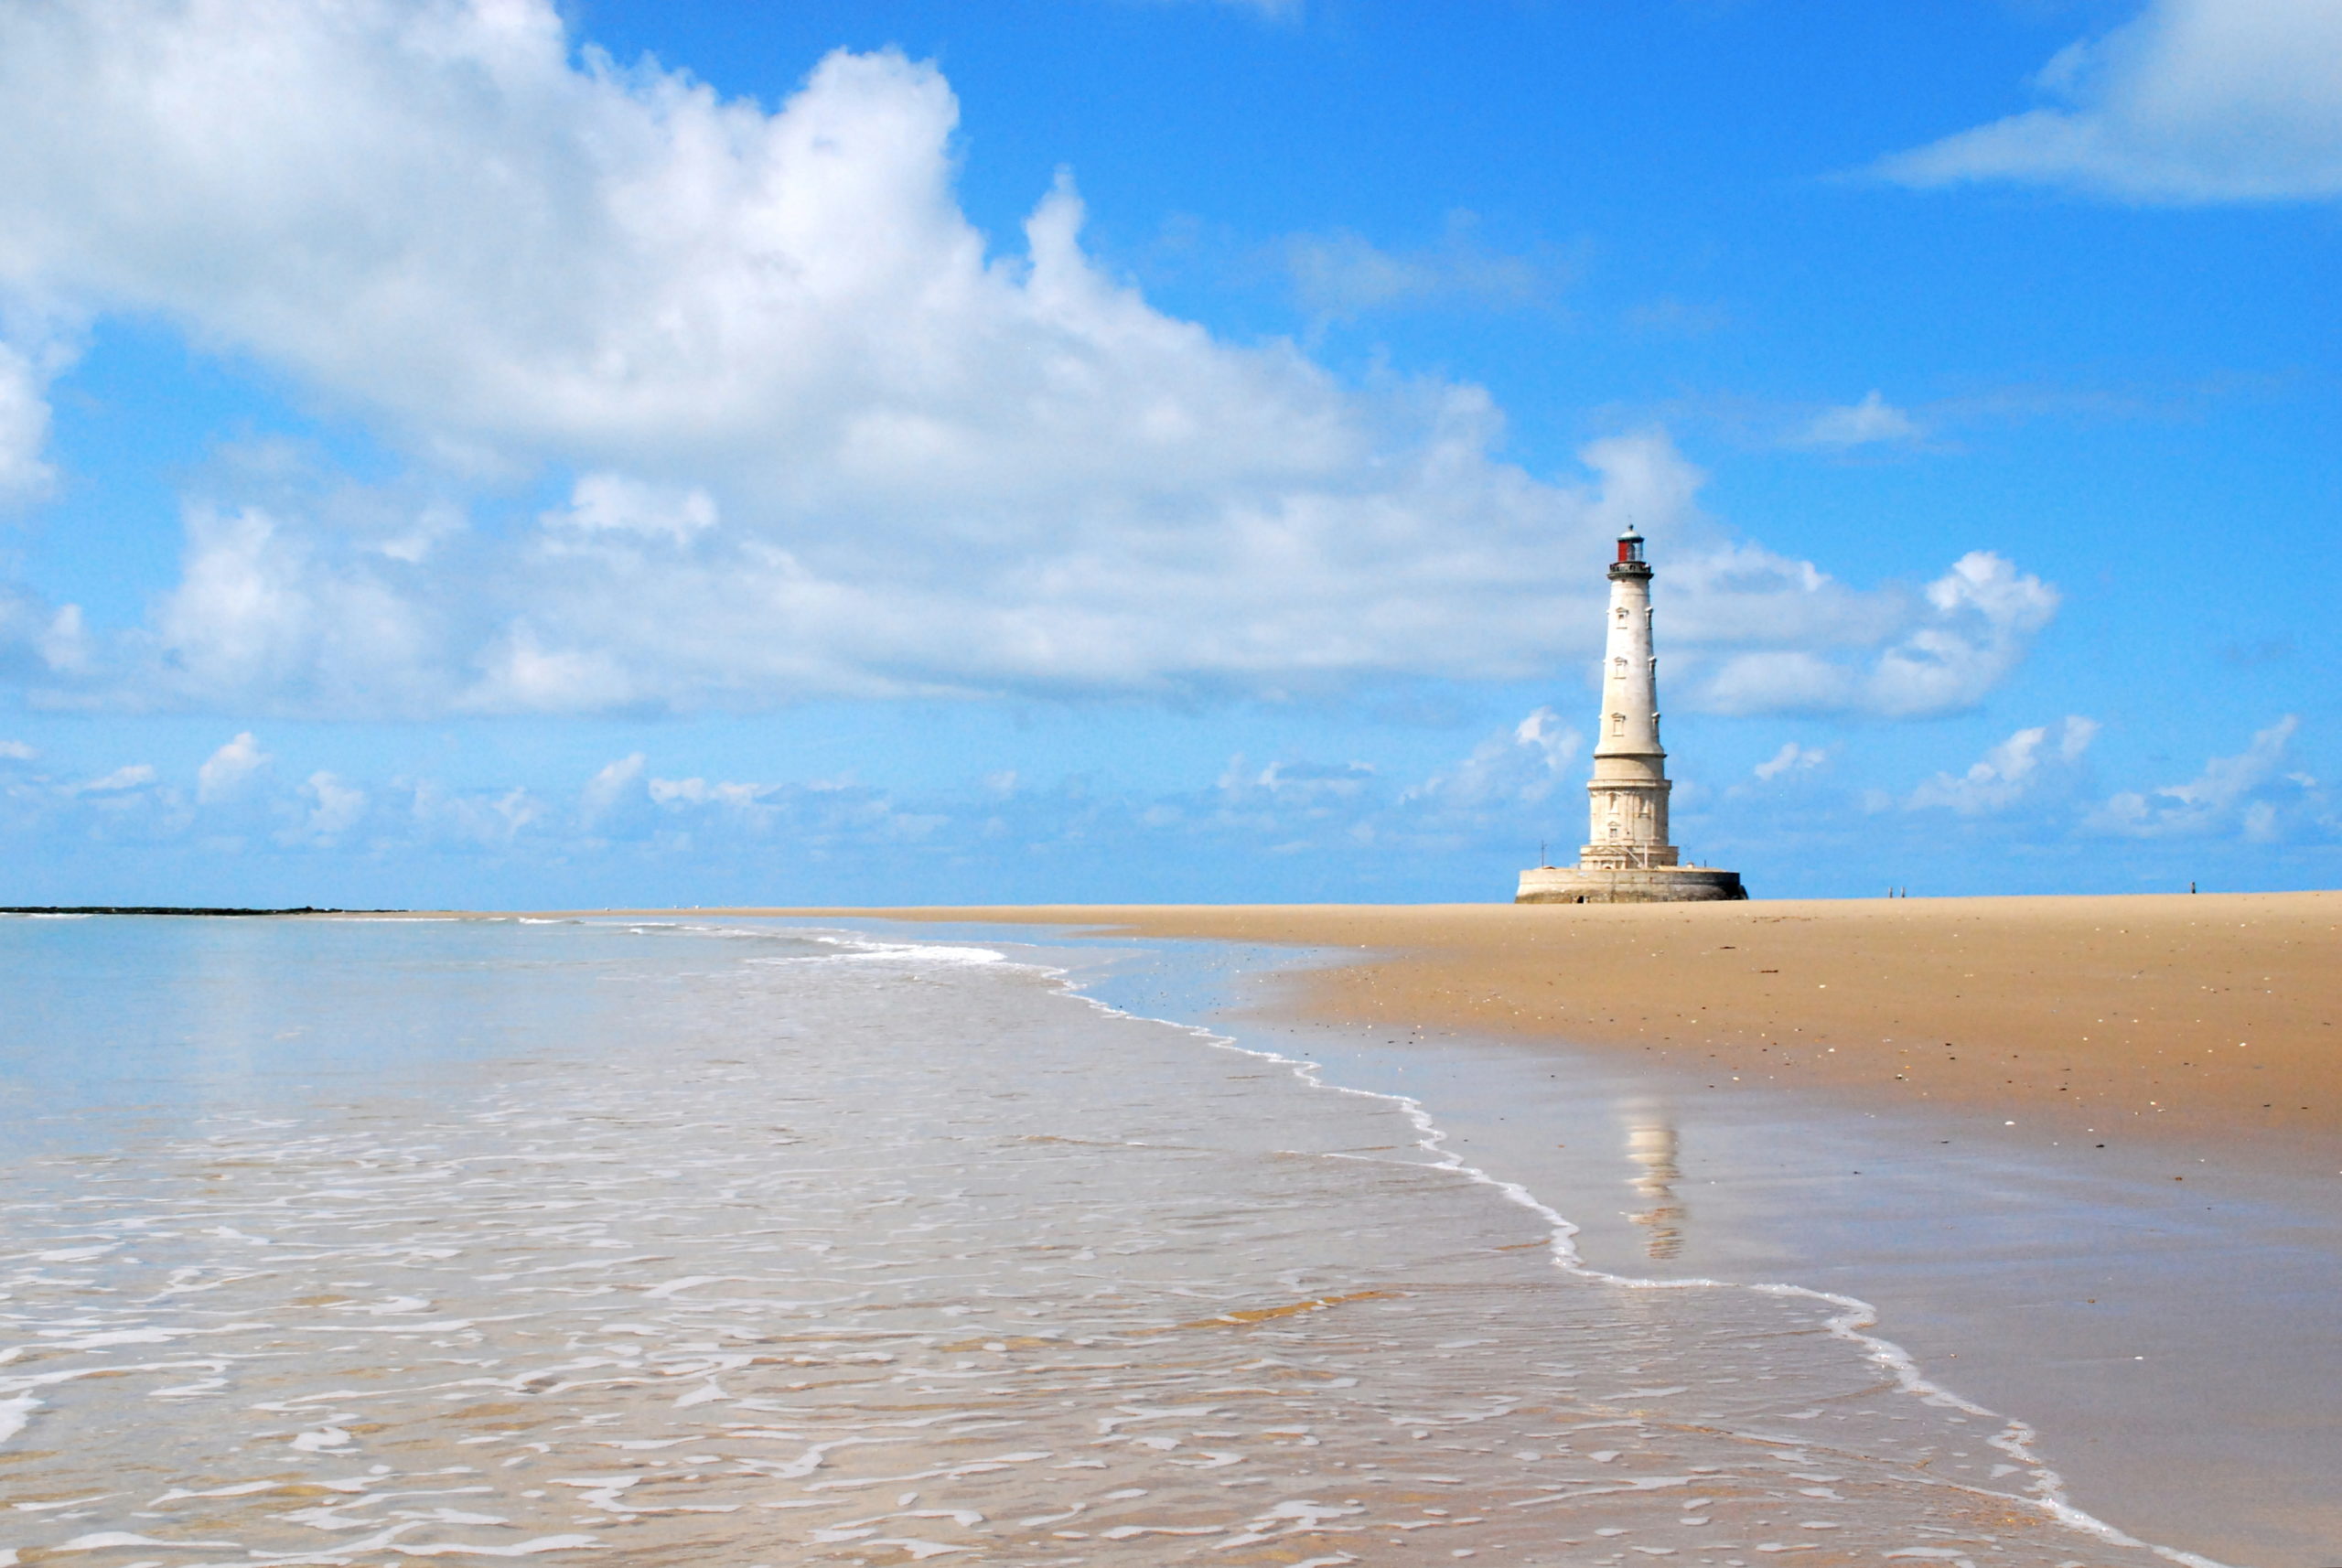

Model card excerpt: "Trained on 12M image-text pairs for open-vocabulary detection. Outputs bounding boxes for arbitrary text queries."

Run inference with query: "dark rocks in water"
[0,905,378,917]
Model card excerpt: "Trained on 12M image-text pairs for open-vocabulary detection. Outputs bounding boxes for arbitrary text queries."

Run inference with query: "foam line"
[0,1393,39,1446]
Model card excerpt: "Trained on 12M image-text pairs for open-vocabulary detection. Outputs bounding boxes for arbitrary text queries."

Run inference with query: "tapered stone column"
[1582,531,1675,869]
[1516,528,1746,904]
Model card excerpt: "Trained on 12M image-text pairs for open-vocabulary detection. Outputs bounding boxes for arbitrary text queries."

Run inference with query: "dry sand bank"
[742,892,2342,1176]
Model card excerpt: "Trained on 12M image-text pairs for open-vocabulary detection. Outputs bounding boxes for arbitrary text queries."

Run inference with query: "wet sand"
[1208,1005,2342,1568]
[697,894,2342,1566]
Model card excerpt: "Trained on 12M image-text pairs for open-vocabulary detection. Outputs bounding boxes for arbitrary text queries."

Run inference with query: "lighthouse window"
[1616,608,1627,624]
[1612,657,1627,674]
[1610,713,1625,736]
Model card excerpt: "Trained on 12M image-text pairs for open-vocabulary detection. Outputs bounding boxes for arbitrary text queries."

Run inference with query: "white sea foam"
[0,1391,39,1444]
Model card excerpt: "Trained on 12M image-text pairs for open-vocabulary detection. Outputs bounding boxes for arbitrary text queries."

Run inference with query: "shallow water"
[0,917,2205,1565]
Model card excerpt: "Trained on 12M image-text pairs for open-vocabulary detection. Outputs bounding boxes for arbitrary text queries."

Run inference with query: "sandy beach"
[649,891,2342,1565]
[751,892,2341,1177]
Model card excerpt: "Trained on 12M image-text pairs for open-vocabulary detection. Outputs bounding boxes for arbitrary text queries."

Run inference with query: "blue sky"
[0,0,2336,907]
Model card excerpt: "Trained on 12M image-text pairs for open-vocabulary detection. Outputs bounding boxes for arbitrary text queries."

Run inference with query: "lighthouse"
[1516,528,1746,904]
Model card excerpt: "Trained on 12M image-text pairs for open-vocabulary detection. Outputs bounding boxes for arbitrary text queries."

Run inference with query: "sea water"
[0,916,2207,1566]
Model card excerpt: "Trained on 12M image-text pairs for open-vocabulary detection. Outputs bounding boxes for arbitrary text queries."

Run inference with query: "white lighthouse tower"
[1516,528,1746,904]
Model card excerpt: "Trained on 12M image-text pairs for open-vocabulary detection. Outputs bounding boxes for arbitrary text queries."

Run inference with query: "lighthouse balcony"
[1577,843,1681,870]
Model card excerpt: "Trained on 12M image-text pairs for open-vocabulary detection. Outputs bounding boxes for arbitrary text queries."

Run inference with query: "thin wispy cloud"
[1281,212,1575,322]
[1877,0,2342,203]
[1752,742,1828,781]
[2087,716,2308,838]
[1797,391,1922,451]
[1907,716,2098,815]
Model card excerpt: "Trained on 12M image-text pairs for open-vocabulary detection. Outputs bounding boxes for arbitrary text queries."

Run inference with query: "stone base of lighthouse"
[1514,864,1747,904]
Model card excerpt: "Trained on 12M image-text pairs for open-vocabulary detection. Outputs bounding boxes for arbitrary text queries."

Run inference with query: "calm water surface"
[0,916,2205,1566]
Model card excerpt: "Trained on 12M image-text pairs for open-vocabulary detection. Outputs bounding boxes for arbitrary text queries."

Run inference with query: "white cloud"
[0,341,59,504]
[0,2,2055,719]
[410,779,540,846]
[545,474,718,542]
[1691,552,2059,717]
[0,738,33,761]
[285,769,368,843]
[196,730,271,802]
[149,503,450,714]
[579,751,648,828]
[2087,715,2304,836]
[1878,0,2342,203]
[1908,715,2097,814]
[1219,757,1377,806]
[1752,741,1828,781]
[1,583,91,683]
[650,775,769,809]
[1798,391,1920,450]
[76,763,156,794]
[1402,707,1581,810]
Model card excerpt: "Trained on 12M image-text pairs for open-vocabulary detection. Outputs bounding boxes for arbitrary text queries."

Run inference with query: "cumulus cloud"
[1877,0,2342,203]
[1907,715,2098,814]
[0,708,1677,885]
[285,770,368,844]
[1797,391,1921,450]
[2087,715,2304,837]
[196,730,271,802]
[0,738,34,761]
[1688,552,2059,717]
[148,502,452,714]
[0,1,2057,719]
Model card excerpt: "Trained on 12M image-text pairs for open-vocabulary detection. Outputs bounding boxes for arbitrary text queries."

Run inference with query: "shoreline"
[289,899,2341,1558]
[861,913,2342,1568]
[314,893,2342,1561]
[671,892,2342,1180]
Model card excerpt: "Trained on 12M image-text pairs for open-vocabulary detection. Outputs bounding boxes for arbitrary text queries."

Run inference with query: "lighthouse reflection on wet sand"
[1517,526,1746,903]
